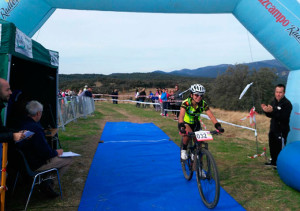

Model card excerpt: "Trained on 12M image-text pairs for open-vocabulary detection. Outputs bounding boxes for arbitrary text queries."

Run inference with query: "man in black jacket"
[261,84,292,168]
[0,78,25,142]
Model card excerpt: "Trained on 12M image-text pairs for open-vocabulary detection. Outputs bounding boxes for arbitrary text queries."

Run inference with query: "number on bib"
[195,131,213,141]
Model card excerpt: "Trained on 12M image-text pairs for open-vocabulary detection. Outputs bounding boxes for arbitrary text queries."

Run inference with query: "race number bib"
[195,131,213,141]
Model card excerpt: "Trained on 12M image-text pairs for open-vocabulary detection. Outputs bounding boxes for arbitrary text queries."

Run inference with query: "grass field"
[7,101,300,210]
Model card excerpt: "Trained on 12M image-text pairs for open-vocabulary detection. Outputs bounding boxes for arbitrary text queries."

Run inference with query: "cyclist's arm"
[178,107,186,124]
[206,108,218,125]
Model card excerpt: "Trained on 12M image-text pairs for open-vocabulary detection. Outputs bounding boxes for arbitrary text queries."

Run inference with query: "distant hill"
[158,59,289,78]
[59,59,289,91]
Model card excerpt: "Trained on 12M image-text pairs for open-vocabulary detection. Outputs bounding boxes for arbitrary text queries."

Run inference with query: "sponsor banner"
[49,50,59,66]
[258,0,300,45]
[0,0,20,20]
[286,25,300,44]
[15,28,33,58]
[258,0,290,26]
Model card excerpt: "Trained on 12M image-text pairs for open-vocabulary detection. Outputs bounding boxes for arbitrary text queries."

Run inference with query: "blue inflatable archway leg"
[277,141,300,191]
[286,70,300,144]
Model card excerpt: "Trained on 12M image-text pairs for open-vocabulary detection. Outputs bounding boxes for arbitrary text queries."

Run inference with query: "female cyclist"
[178,84,224,160]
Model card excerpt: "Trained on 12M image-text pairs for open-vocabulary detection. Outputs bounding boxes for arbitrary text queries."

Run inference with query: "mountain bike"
[180,130,221,209]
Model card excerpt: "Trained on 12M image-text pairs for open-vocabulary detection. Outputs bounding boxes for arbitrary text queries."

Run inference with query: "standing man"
[173,84,182,120]
[111,89,118,104]
[261,84,292,168]
[0,78,25,142]
[139,88,146,108]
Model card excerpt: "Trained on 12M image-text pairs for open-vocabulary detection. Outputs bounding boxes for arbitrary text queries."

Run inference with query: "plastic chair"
[12,149,62,210]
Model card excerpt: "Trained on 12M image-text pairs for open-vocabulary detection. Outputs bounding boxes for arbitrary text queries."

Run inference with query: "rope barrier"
[94,94,183,102]
[96,98,257,132]
[94,98,160,105]
[248,148,267,159]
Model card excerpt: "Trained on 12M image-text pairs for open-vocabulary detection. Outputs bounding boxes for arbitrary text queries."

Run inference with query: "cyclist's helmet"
[190,84,205,95]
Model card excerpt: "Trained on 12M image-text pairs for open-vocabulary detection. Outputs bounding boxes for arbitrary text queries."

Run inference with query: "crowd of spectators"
[132,85,183,120]
[58,85,94,98]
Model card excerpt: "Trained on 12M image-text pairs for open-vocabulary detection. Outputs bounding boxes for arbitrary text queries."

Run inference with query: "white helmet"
[190,84,205,94]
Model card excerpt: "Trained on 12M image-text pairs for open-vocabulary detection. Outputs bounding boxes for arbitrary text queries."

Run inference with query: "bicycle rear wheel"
[196,148,220,209]
[180,139,193,180]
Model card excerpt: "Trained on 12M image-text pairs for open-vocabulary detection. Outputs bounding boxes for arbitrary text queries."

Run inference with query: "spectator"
[78,89,83,96]
[85,88,93,98]
[18,100,72,197]
[169,89,176,119]
[0,78,25,143]
[139,88,146,108]
[84,85,88,91]
[135,89,140,107]
[161,88,168,116]
[261,84,292,169]
[149,91,153,100]
[154,89,160,112]
[158,89,163,113]
[173,84,183,120]
[79,87,93,98]
[111,89,119,104]
[149,91,155,108]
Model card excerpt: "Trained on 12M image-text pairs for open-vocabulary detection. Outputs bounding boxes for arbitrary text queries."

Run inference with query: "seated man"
[17,100,72,197]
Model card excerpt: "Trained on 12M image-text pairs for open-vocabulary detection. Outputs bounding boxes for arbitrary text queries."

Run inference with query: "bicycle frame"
[180,130,221,209]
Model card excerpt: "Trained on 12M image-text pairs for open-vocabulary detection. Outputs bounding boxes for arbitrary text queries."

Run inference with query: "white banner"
[49,50,59,66]
[15,28,33,58]
[239,82,253,100]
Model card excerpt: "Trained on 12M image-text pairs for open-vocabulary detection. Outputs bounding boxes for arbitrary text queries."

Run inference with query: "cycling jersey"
[181,97,209,124]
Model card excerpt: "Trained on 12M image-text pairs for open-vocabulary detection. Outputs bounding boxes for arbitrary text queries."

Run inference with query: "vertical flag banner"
[239,82,253,100]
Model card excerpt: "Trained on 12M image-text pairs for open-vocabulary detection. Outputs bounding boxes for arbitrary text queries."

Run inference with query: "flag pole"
[239,82,258,154]
[251,85,259,154]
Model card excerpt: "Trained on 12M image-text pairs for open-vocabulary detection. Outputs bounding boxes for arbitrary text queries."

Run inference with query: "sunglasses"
[194,94,203,98]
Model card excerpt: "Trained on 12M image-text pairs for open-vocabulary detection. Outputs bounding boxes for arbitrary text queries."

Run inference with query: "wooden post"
[0,143,8,211]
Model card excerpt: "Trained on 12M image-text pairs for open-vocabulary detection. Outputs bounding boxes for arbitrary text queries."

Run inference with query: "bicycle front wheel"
[180,138,193,181]
[196,148,220,209]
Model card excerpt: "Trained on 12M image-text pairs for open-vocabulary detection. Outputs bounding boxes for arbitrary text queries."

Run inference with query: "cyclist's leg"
[182,124,193,146]
[181,124,193,160]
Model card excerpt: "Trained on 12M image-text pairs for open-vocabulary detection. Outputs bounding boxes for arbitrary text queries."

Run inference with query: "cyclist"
[178,84,224,160]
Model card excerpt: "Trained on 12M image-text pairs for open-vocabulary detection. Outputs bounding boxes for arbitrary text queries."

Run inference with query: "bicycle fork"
[190,142,208,171]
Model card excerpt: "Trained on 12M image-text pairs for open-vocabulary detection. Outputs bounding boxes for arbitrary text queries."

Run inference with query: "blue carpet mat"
[79,122,245,211]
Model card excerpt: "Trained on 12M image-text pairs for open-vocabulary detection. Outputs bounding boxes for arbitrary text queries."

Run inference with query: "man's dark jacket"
[265,96,293,137]
[173,89,183,106]
[0,102,15,142]
[17,117,57,171]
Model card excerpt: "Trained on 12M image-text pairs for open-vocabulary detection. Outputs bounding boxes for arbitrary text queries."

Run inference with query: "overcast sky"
[32,9,274,75]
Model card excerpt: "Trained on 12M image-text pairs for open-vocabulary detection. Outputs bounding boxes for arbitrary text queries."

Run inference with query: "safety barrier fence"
[58,96,95,130]
[94,95,256,132]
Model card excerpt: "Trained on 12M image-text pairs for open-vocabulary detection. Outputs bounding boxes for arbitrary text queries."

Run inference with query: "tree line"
[59,64,285,113]
[204,64,279,113]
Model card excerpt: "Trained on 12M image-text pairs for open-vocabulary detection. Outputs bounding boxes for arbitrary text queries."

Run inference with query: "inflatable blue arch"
[1,0,300,190]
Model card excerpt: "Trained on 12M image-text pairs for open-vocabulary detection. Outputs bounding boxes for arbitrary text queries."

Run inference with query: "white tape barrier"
[201,114,256,132]
[95,98,256,132]
[164,109,180,112]
[94,98,160,105]
[165,109,255,131]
